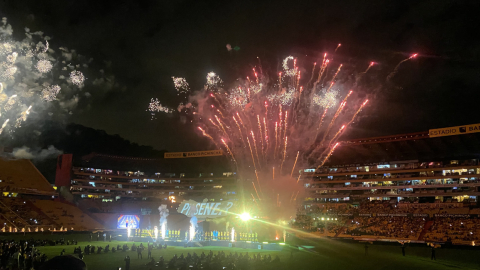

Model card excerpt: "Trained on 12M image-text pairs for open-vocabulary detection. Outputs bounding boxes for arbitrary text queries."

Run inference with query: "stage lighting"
[240,212,251,221]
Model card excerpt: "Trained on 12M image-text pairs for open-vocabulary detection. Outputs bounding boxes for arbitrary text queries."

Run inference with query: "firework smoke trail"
[293,190,300,201]
[0,119,9,134]
[15,105,33,128]
[328,125,345,146]
[363,62,375,74]
[221,139,237,165]
[250,131,261,169]
[335,43,342,52]
[252,182,261,200]
[209,118,223,133]
[216,109,225,119]
[318,142,340,168]
[257,115,264,158]
[313,55,328,88]
[318,125,345,158]
[331,64,343,83]
[280,136,288,170]
[307,62,317,86]
[316,100,347,152]
[290,151,300,177]
[246,137,257,170]
[274,121,278,158]
[214,115,229,138]
[277,108,283,157]
[254,170,263,194]
[236,112,246,129]
[278,72,282,91]
[282,111,288,151]
[232,115,246,146]
[346,99,369,127]
[317,108,329,131]
[387,53,418,81]
[251,193,261,209]
[263,117,269,153]
[198,127,218,147]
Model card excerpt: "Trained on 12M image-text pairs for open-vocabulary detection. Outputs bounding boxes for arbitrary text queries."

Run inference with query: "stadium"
[0,124,479,269]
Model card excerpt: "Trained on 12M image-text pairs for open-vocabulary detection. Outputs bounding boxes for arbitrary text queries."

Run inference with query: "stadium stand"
[34,199,104,230]
[0,159,55,195]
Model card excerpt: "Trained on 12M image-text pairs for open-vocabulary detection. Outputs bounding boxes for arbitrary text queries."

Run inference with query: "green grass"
[2,234,478,270]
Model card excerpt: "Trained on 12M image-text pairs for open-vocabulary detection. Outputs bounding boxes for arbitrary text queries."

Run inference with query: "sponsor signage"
[429,123,480,138]
[178,199,235,218]
[164,150,223,159]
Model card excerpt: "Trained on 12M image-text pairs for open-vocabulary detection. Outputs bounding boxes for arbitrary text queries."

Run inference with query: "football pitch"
[29,237,479,270]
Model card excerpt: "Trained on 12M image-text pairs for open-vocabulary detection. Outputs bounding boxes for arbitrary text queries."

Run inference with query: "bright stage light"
[240,212,251,221]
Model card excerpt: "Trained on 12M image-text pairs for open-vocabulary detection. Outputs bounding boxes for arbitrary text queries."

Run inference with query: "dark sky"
[1,0,479,152]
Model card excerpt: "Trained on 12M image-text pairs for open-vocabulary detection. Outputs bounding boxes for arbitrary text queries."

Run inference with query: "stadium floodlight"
[240,212,251,221]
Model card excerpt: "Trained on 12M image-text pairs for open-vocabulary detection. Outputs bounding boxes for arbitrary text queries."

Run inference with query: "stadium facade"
[55,152,238,215]
[302,126,480,206]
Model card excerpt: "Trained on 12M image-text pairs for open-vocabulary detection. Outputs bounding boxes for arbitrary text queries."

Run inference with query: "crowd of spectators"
[304,201,480,243]
[424,217,480,242]
[69,242,282,270]
[0,239,50,270]
[341,216,425,239]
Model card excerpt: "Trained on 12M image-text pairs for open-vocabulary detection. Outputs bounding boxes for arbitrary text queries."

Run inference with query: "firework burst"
[147,46,417,219]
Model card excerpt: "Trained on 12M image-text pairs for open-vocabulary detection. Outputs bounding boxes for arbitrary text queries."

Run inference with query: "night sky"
[1,0,479,152]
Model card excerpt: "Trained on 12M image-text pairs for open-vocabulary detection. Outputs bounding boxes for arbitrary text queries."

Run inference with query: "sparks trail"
[317,100,347,151]
[335,43,342,52]
[346,99,369,126]
[318,142,340,168]
[250,130,261,169]
[221,139,237,165]
[387,53,418,82]
[290,151,300,177]
[252,182,261,200]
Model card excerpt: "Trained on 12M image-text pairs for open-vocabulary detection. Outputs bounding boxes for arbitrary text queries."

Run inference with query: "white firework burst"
[148,98,172,113]
[69,70,85,86]
[282,56,297,76]
[36,59,53,73]
[41,85,61,101]
[172,77,189,93]
[313,89,339,108]
[228,87,248,107]
[206,72,222,87]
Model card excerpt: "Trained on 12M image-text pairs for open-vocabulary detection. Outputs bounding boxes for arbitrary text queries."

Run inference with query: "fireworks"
[206,72,222,88]
[172,77,189,93]
[147,45,417,218]
[313,89,338,108]
[148,98,172,114]
[387,53,418,81]
[69,71,85,86]
[0,17,99,136]
[41,85,61,101]
[228,87,249,107]
[36,59,53,73]
[282,56,298,76]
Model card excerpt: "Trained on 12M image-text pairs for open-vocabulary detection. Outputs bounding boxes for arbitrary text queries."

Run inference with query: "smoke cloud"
[13,145,63,161]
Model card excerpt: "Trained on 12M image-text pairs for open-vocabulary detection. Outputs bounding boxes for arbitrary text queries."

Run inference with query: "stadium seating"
[34,200,104,230]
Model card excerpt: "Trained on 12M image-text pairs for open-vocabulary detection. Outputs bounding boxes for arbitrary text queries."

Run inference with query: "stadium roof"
[76,152,233,174]
[0,158,55,194]
[317,131,480,166]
